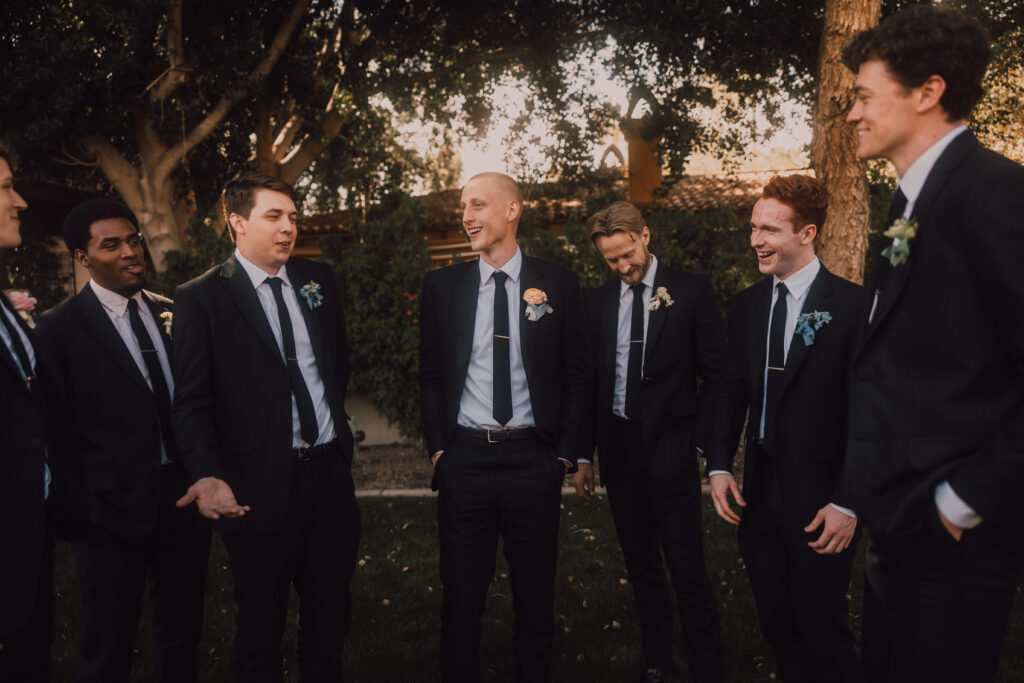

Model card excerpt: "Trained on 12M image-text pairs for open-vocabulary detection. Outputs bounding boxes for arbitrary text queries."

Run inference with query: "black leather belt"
[292,438,341,462]
[455,426,537,443]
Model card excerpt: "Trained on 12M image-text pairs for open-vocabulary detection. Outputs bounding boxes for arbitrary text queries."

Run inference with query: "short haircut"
[843,5,990,121]
[0,140,18,172]
[62,199,140,253]
[587,200,646,245]
[222,172,299,225]
[465,172,523,204]
[761,175,828,236]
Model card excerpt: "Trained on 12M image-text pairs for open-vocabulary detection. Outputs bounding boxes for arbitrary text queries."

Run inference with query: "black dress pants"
[222,451,361,683]
[604,416,725,682]
[436,430,564,683]
[71,463,211,683]
[737,453,862,683]
[863,508,1024,683]
[0,533,52,683]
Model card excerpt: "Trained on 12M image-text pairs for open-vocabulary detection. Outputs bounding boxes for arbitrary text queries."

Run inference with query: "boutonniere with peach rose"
[160,311,173,337]
[523,288,553,321]
[4,289,37,328]
[648,286,674,311]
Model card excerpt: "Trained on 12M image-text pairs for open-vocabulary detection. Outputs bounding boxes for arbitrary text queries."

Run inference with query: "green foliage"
[147,215,235,297]
[4,227,66,312]
[320,196,431,440]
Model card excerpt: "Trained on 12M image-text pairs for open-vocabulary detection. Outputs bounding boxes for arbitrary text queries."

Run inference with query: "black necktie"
[762,282,789,455]
[127,298,178,461]
[492,271,512,425]
[266,277,319,446]
[625,282,645,420]
[0,297,35,386]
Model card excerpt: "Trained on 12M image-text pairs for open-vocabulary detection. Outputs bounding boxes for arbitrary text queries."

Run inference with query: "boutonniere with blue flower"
[795,310,832,346]
[300,281,324,310]
[648,286,674,311]
[881,217,919,267]
[523,288,553,321]
[160,311,173,337]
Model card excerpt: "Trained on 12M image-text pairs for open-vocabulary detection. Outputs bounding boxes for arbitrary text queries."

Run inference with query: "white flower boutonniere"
[523,288,553,321]
[300,281,324,310]
[881,217,919,267]
[648,286,674,311]
[159,311,173,337]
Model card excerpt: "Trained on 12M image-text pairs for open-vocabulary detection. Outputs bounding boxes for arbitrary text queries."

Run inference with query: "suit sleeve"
[708,293,749,474]
[170,284,223,482]
[945,165,1024,524]
[579,292,599,463]
[418,273,445,457]
[692,275,741,468]
[556,275,589,466]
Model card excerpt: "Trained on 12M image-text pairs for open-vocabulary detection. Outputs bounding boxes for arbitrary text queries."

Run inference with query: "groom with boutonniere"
[419,172,588,682]
[172,172,360,682]
[574,200,727,683]
[709,175,866,683]
[843,6,1024,681]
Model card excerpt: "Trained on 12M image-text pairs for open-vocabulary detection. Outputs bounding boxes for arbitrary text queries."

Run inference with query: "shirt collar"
[619,254,659,298]
[89,279,145,317]
[898,124,968,206]
[773,256,819,301]
[235,248,292,289]
[478,246,522,285]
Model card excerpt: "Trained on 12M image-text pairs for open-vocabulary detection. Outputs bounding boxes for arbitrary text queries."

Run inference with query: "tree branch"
[279,108,343,184]
[149,2,190,103]
[79,136,145,209]
[151,0,311,184]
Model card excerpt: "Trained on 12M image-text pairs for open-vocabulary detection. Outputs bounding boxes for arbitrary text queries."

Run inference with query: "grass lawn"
[50,495,1024,682]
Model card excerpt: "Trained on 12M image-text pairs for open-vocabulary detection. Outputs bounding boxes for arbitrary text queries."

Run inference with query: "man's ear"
[228,212,246,236]
[915,75,947,115]
[801,223,818,245]
[506,199,521,223]
[74,249,89,268]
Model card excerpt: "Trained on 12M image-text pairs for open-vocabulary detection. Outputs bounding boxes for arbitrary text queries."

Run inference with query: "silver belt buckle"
[487,428,501,444]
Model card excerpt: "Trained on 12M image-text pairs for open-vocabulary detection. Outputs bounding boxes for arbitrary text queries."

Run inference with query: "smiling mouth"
[756,251,775,259]
[124,264,144,274]
[465,225,482,238]
[276,241,291,249]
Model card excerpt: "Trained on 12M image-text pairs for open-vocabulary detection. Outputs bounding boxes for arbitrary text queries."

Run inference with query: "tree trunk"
[811,0,882,284]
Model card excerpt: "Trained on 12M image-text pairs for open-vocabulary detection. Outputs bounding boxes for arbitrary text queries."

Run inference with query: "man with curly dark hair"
[843,5,1024,681]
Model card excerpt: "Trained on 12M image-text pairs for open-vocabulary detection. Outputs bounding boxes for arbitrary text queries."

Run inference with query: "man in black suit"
[842,6,1024,681]
[708,175,864,683]
[34,199,212,682]
[0,142,52,683]
[419,172,588,682]
[573,200,726,683]
[172,172,359,682]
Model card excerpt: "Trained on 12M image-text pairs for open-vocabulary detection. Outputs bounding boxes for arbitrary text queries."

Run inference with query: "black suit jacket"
[846,131,1024,536]
[419,253,589,462]
[0,297,49,639]
[711,266,866,526]
[171,255,353,535]
[35,286,174,540]
[584,263,729,480]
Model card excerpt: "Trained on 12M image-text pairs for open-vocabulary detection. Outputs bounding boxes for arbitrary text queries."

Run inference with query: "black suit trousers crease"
[737,451,861,683]
[603,417,725,682]
[436,432,564,683]
[71,462,211,683]
[222,452,360,683]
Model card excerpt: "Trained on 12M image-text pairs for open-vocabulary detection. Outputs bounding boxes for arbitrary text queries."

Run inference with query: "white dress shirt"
[865,125,980,529]
[457,247,535,429]
[1,298,49,494]
[708,257,854,519]
[90,280,175,464]
[235,249,336,448]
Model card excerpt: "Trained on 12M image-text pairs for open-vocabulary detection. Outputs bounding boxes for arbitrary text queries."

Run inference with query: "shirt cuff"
[577,458,592,465]
[935,481,982,529]
[708,470,731,478]
[829,503,856,519]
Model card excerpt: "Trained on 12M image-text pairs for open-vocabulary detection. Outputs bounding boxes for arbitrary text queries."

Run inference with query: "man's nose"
[846,101,861,123]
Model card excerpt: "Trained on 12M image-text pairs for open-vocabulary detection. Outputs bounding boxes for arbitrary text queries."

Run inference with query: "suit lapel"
[455,262,479,387]
[748,278,772,416]
[75,285,150,392]
[602,280,619,382]
[0,295,31,390]
[519,255,543,380]
[286,261,327,371]
[776,268,833,399]
[864,131,978,342]
[220,255,282,360]
[142,291,172,355]
[642,265,668,368]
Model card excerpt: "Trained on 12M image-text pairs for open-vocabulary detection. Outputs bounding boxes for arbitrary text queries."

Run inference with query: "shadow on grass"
[51,496,1024,682]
